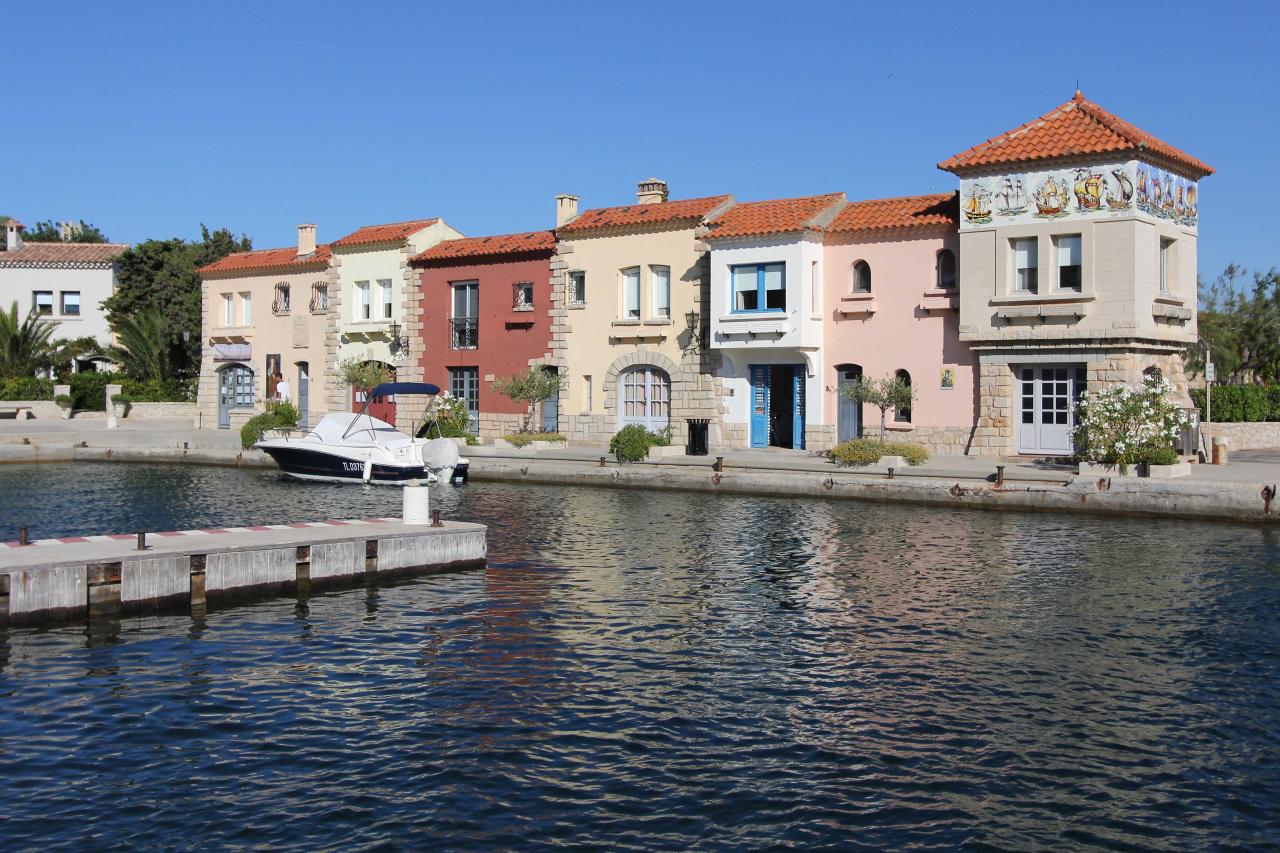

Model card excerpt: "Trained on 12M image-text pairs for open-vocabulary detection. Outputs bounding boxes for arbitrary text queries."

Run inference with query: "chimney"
[58,221,74,241]
[297,223,317,257]
[555,194,579,227]
[637,177,668,205]
[5,220,23,251]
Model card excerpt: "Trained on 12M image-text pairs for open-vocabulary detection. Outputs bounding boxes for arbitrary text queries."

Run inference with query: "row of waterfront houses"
[196,92,1212,457]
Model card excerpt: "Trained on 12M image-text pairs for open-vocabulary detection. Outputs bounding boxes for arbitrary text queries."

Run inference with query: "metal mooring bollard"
[996,465,1005,487]
[887,467,895,480]
[431,510,443,528]
[136,531,147,551]
[18,526,30,546]
[599,456,607,468]
[713,456,724,472]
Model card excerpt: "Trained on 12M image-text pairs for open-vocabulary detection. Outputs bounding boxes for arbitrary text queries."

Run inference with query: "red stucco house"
[410,231,557,438]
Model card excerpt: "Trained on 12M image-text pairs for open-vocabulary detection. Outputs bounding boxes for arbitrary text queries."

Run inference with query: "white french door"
[1017,365,1087,455]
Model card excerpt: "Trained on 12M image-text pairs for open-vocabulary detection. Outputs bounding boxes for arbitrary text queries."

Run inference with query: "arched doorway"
[619,365,671,433]
[217,363,255,428]
[351,362,397,424]
[836,363,863,442]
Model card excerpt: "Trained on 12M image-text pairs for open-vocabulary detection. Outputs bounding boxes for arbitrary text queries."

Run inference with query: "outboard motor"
[421,438,467,485]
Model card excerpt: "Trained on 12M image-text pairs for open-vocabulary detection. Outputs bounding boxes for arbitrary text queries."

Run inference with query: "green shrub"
[240,402,300,449]
[54,393,73,407]
[0,377,52,400]
[650,426,673,447]
[829,438,929,467]
[68,371,111,410]
[503,432,566,448]
[120,377,196,402]
[1138,446,1180,465]
[1190,385,1280,422]
[609,424,655,463]
[110,393,130,404]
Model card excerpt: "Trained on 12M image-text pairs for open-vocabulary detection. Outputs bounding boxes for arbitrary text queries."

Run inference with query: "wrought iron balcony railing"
[451,317,478,350]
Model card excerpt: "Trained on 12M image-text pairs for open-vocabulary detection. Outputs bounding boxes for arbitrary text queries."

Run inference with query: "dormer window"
[851,260,871,294]
[936,249,956,289]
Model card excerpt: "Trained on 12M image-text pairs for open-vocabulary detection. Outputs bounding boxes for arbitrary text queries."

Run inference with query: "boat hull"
[260,445,430,485]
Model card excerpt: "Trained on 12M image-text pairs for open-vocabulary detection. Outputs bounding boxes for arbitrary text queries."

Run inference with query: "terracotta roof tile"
[702,193,845,240]
[939,92,1213,177]
[411,230,555,264]
[198,244,332,276]
[0,242,128,268]
[828,192,958,234]
[332,218,440,248]
[558,195,731,234]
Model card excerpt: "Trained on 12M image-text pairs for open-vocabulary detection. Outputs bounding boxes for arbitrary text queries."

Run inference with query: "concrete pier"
[0,518,486,626]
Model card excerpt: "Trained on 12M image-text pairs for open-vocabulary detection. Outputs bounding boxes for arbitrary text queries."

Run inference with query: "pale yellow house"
[550,180,735,446]
[325,217,462,430]
[196,224,331,430]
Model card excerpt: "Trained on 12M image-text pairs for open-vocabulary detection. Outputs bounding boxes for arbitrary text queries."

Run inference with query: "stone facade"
[862,424,976,456]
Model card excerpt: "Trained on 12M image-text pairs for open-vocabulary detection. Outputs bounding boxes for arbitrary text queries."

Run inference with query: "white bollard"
[402,480,430,524]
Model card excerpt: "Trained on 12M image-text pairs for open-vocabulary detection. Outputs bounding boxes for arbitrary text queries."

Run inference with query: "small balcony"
[451,317,478,350]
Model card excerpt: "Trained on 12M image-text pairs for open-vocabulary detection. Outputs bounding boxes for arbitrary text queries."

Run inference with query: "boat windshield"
[307,413,411,447]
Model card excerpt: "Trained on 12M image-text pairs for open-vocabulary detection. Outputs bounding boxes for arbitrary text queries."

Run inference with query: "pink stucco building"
[822,193,975,453]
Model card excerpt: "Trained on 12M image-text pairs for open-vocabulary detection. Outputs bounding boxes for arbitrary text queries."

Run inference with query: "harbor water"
[1,463,1278,849]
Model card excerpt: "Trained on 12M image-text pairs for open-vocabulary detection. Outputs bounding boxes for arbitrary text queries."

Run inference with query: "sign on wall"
[959,160,1198,233]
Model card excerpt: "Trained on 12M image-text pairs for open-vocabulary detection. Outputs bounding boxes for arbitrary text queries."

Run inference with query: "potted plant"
[55,393,73,419]
[110,393,130,418]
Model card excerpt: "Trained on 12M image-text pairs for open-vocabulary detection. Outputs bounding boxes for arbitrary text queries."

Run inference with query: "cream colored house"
[324,217,462,431]
[550,180,736,446]
[196,225,331,430]
[940,92,1212,456]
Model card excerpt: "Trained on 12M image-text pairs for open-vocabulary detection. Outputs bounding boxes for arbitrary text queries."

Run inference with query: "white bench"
[0,404,34,420]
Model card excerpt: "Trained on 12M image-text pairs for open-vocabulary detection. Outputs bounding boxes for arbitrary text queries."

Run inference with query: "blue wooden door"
[792,367,806,450]
[749,365,769,447]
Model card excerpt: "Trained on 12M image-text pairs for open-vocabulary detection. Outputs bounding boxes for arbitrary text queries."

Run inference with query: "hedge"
[0,377,53,400]
[1189,386,1280,422]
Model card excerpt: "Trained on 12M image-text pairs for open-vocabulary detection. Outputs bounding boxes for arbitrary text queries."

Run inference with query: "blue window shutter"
[750,365,769,447]
[792,367,805,450]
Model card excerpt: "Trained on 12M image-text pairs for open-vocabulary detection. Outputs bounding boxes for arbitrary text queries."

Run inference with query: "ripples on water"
[0,463,1278,849]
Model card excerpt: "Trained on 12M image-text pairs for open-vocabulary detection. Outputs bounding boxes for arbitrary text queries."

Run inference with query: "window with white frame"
[223,293,234,326]
[1012,238,1038,293]
[273,282,290,314]
[240,291,252,325]
[731,262,785,312]
[1160,238,1174,293]
[569,270,586,305]
[1055,235,1082,291]
[851,260,871,294]
[60,291,81,316]
[513,281,534,310]
[651,265,670,319]
[621,267,640,319]
[356,281,371,320]
[33,291,53,316]
[378,279,393,319]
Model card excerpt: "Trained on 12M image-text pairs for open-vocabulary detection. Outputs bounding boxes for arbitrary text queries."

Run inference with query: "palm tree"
[0,301,59,379]
[102,308,179,381]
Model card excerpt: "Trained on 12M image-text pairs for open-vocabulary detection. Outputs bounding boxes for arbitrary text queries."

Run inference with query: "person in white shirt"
[276,377,292,403]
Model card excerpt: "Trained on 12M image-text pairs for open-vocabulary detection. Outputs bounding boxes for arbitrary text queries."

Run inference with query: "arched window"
[936,249,956,289]
[894,369,912,423]
[620,366,671,432]
[852,260,871,294]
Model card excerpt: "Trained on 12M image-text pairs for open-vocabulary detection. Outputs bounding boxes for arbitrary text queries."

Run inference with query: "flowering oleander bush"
[1073,375,1189,469]
[416,391,478,444]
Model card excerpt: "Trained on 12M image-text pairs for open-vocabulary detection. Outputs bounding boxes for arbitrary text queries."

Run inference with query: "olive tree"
[492,366,565,432]
[840,374,915,443]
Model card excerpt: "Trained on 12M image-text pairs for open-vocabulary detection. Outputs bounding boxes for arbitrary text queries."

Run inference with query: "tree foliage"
[103,309,183,381]
[1191,264,1280,384]
[839,374,916,441]
[491,366,565,432]
[101,225,252,377]
[0,301,59,379]
[19,219,109,244]
[339,358,394,394]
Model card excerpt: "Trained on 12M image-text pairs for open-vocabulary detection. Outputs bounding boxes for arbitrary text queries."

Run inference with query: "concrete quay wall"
[467,459,1280,524]
[0,520,487,627]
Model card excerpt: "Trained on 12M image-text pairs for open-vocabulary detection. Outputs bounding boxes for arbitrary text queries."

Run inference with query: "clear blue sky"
[7,0,1275,283]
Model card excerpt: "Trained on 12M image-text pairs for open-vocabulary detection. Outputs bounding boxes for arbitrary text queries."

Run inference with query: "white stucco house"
[0,220,128,370]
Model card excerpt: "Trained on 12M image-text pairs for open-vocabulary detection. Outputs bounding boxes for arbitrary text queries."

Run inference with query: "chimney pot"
[555,194,579,227]
[297,223,317,257]
[5,220,23,252]
[636,177,668,205]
